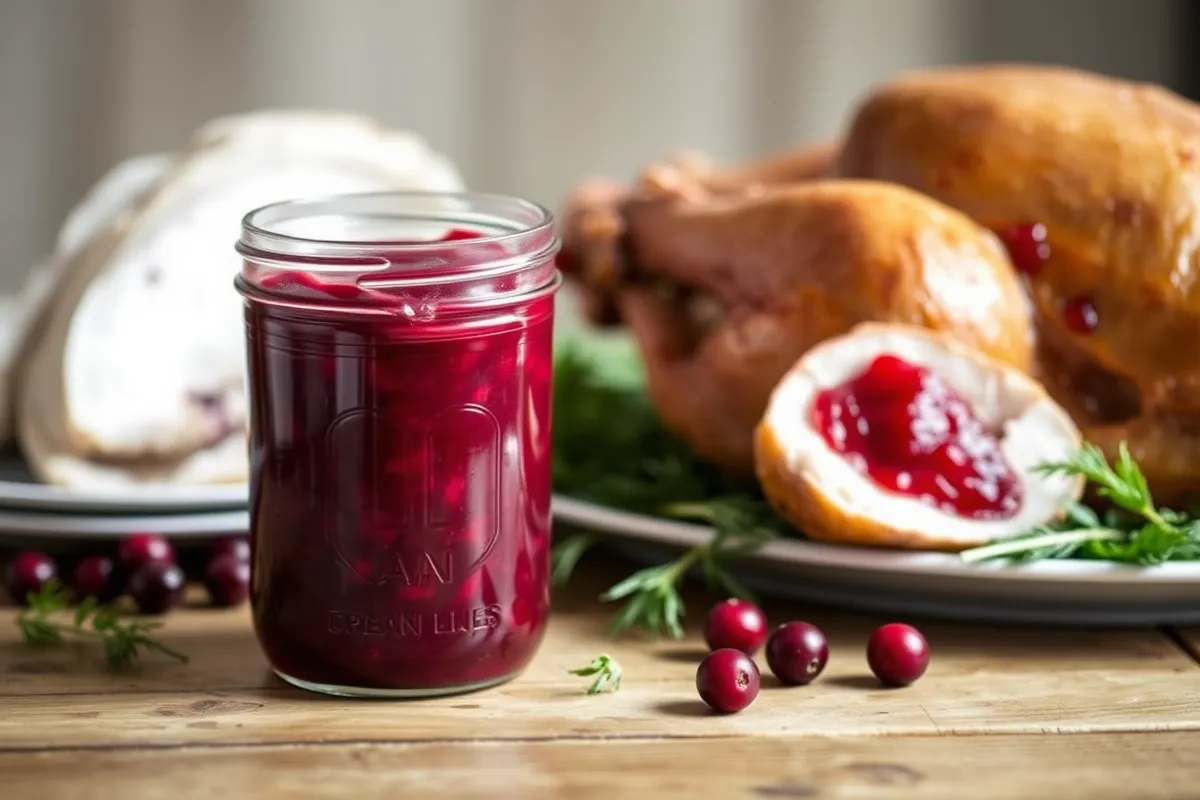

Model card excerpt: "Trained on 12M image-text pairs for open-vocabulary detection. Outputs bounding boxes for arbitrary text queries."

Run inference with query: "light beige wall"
[0,0,1181,293]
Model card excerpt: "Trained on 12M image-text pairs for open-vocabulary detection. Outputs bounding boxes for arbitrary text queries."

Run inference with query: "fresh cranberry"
[997,222,1050,276]
[118,533,175,571]
[867,623,930,687]
[765,621,829,685]
[704,598,769,655]
[71,555,120,603]
[210,536,251,563]
[811,353,1022,521]
[2,551,57,605]
[1063,294,1099,334]
[128,561,185,615]
[696,648,761,713]
[204,554,250,607]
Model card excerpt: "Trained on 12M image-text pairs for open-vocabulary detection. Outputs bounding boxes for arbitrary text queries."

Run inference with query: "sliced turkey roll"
[0,153,174,447]
[19,111,465,489]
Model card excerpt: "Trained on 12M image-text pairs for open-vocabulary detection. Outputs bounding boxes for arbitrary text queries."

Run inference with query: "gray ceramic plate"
[551,495,1200,627]
[6,487,1198,626]
[0,448,247,515]
[0,507,249,547]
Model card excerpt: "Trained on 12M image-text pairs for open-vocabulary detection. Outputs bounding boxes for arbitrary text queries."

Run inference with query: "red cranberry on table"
[765,621,829,686]
[205,554,251,607]
[3,551,57,605]
[128,561,186,615]
[118,533,175,570]
[71,555,120,603]
[210,536,250,563]
[866,622,930,687]
[696,648,761,714]
[704,598,769,655]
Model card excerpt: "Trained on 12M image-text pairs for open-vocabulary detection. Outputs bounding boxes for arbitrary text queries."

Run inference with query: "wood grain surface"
[3,733,1196,800]
[1,550,1198,798]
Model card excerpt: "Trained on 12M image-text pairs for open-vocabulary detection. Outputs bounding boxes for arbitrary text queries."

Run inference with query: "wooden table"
[2,549,1199,799]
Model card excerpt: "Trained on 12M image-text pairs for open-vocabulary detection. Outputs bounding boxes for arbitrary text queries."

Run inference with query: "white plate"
[0,507,250,545]
[551,495,1200,627]
[0,449,248,514]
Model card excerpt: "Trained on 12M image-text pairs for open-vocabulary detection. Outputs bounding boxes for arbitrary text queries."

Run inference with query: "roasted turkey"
[561,169,1034,477]
[560,64,1200,505]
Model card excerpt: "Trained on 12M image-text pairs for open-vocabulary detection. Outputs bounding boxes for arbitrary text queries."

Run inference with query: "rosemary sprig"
[568,653,622,694]
[550,533,599,587]
[15,580,189,669]
[961,442,1200,565]
[598,496,782,639]
[552,496,785,640]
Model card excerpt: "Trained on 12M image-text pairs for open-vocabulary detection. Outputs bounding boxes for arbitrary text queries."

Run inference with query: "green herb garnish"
[593,497,783,639]
[551,336,788,639]
[568,653,622,694]
[960,442,1200,565]
[16,580,189,669]
[551,337,737,516]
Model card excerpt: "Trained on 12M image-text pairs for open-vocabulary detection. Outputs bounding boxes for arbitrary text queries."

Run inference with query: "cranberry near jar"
[234,192,561,698]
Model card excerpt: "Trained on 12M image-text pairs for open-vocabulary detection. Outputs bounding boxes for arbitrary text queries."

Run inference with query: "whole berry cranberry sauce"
[236,193,561,697]
[811,354,1022,521]
[811,217,1109,521]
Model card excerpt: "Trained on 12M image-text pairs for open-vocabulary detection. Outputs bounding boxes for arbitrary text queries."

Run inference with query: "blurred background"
[0,0,1191,296]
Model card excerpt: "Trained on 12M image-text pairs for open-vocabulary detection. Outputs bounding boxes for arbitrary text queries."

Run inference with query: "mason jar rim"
[238,190,555,256]
[234,189,561,318]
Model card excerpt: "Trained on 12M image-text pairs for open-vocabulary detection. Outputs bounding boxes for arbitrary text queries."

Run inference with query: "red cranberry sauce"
[810,354,1022,521]
[260,228,510,304]
[244,227,555,692]
[996,222,1049,276]
[994,222,1100,336]
[1063,294,1099,334]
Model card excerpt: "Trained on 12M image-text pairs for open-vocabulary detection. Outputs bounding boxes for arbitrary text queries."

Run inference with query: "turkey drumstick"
[564,168,1034,476]
[558,142,836,326]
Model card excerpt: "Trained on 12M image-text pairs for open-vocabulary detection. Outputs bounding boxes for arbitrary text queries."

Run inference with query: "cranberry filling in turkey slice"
[755,323,1084,551]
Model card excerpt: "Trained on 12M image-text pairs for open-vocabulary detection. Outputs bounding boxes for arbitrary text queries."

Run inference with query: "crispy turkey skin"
[559,63,1200,505]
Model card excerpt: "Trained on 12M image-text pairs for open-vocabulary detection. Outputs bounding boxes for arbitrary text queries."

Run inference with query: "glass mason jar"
[234,192,561,698]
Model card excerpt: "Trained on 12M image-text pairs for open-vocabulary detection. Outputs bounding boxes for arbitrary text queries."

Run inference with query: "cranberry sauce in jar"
[234,192,561,698]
